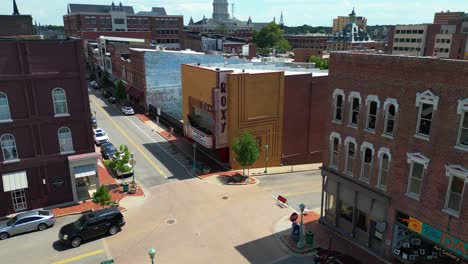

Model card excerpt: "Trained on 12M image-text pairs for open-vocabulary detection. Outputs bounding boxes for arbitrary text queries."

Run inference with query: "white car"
[93,128,105,135]
[94,131,110,146]
[121,106,134,115]
[89,81,99,89]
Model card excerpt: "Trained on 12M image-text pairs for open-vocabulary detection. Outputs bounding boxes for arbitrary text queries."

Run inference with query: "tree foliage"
[283,25,332,35]
[232,131,260,177]
[92,185,112,208]
[254,22,290,53]
[309,56,329,70]
[103,145,132,174]
[114,80,126,101]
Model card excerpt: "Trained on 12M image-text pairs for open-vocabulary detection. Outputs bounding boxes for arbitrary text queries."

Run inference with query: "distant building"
[0,38,98,216]
[332,10,367,33]
[328,9,378,52]
[284,34,332,61]
[181,64,328,166]
[63,2,183,49]
[188,0,254,38]
[0,1,33,37]
[179,30,248,54]
[388,11,468,60]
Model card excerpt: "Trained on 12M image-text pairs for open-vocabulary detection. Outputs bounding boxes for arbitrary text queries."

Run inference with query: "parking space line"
[52,249,105,264]
[90,96,166,178]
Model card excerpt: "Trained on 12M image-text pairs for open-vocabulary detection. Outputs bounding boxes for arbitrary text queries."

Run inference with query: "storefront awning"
[73,164,96,178]
[127,86,144,98]
[2,171,28,192]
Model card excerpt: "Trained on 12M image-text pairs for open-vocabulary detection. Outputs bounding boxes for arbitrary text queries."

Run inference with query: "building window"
[415,90,439,139]
[1,134,18,161]
[329,132,341,169]
[0,92,12,121]
[333,89,345,122]
[456,98,468,151]
[58,127,74,153]
[356,210,368,232]
[383,98,399,137]
[365,95,380,132]
[443,165,467,217]
[11,189,27,212]
[340,201,354,222]
[348,92,361,127]
[360,142,374,183]
[377,148,391,191]
[52,88,69,116]
[406,153,430,199]
[344,137,356,176]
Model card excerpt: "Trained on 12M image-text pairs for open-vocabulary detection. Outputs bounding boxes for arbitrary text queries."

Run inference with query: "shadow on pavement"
[142,143,194,181]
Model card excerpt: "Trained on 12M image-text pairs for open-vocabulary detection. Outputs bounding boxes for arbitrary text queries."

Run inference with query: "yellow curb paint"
[91,97,166,178]
[52,249,105,264]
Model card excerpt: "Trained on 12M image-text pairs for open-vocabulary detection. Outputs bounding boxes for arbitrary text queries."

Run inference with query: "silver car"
[0,210,55,240]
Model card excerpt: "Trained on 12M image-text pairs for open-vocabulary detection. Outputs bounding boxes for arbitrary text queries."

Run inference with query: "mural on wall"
[144,51,245,120]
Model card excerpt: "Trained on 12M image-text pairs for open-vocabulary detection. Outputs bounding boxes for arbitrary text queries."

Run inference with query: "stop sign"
[289,212,298,222]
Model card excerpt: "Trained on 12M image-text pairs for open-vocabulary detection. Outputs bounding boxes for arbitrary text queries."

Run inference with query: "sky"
[2,0,467,26]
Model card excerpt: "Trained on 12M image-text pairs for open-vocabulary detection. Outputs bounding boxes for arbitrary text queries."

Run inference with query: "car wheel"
[71,237,82,248]
[38,223,48,231]
[109,225,119,235]
[0,232,9,240]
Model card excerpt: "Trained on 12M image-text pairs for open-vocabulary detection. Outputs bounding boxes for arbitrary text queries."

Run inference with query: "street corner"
[199,170,259,186]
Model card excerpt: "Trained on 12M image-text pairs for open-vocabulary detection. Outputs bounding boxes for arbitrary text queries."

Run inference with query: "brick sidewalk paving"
[280,212,386,263]
[51,160,144,217]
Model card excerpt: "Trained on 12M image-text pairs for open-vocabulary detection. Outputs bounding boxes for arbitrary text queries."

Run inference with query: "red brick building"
[63,3,183,49]
[321,52,468,263]
[0,39,98,216]
[285,34,332,62]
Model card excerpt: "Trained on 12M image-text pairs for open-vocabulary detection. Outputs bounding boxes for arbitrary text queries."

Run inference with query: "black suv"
[58,207,125,248]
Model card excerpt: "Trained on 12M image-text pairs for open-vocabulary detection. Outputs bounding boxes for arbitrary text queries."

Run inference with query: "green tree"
[254,22,290,53]
[92,185,112,208]
[277,39,291,53]
[309,56,329,70]
[103,145,132,176]
[114,80,126,101]
[232,131,260,178]
[100,71,110,87]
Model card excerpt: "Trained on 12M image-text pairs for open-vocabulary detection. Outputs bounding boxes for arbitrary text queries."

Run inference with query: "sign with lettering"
[52,178,65,189]
[214,71,231,149]
[189,97,213,113]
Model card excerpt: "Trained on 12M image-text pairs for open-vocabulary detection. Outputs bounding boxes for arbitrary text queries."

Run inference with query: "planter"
[232,174,244,183]
[202,167,211,174]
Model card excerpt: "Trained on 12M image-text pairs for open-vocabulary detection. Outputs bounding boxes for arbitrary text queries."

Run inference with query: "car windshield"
[7,216,17,226]
[124,107,131,110]
[73,216,87,228]
[106,146,117,152]
[96,132,105,137]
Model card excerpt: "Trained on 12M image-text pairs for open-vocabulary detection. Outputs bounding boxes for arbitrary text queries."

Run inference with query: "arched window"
[52,88,68,116]
[360,142,374,183]
[383,98,399,137]
[333,89,345,122]
[1,134,18,161]
[365,95,380,132]
[58,127,74,153]
[0,92,12,121]
[344,137,357,176]
[378,148,391,191]
[329,132,341,169]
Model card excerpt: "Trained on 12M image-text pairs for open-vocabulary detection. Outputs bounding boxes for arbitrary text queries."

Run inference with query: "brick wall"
[0,15,33,36]
[325,52,468,254]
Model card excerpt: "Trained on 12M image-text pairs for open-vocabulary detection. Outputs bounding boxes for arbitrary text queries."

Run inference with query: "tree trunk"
[242,167,245,178]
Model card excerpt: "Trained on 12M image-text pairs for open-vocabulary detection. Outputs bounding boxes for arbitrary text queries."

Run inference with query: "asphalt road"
[255,171,324,214]
[89,89,193,189]
[0,215,109,264]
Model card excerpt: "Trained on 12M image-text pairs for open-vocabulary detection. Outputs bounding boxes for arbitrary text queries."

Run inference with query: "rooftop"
[99,36,145,42]
[192,63,328,77]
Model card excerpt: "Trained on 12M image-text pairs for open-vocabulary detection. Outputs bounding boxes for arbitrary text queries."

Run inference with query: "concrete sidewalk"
[134,114,322,181]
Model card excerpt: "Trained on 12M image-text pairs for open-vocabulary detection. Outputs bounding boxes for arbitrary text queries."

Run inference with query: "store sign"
[190,97,213,113]
[52,178,65,189]
[396,211,468,260]
[188,124,213,148]
[214,71,230,149]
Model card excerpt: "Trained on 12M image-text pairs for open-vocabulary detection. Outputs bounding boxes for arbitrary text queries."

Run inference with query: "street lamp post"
[148,248,156,264]
[297,203,306,249]
[192,143,197,172]
[264,144,269,173]
[131,152,136,184]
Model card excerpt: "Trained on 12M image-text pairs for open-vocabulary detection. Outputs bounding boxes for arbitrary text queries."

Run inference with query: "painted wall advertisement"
[214,71,230,149]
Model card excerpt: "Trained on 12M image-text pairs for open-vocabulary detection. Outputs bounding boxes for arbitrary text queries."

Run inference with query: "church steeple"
[279,11,284,29]
[247,16,252,25]
[13,0,20,15]
[189,16,194,25]
[349,7,356,23]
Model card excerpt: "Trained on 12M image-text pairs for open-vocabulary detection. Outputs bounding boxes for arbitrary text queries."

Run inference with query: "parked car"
[315,249,341,263]
[91,116,97,128]
[121,106,134,115]
[326,254,361,264]
[107,97,117,104]
[58,207,125,248]
[102,90,112,98]
[93,127,105,135]
[100,142,117,159]
[89,81,99,89]
[94,131,110,146]
[0,210,55,240]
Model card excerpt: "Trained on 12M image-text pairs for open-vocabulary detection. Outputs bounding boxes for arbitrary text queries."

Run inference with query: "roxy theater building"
[181,64,329,169]
[0,38,98,216]
[320,52,468,263]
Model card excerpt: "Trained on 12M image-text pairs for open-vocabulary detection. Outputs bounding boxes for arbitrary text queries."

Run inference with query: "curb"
[55,209,93,218]
[251,168,321,177]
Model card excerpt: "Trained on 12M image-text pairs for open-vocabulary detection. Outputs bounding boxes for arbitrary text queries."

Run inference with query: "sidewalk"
[51,159,145,217]
[134,113,322,181]
[275,211,386,263]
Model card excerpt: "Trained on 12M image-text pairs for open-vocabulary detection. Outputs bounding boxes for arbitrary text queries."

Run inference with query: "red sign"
[277,195,287,204]
[290,212,298,222]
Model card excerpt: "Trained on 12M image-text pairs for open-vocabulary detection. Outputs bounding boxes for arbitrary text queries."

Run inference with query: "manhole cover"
[222,196,229,200]
[166,219,176,224]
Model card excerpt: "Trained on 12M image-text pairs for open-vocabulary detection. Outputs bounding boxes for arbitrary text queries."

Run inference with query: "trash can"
[306,231,314,245]
[122,181,129,192]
